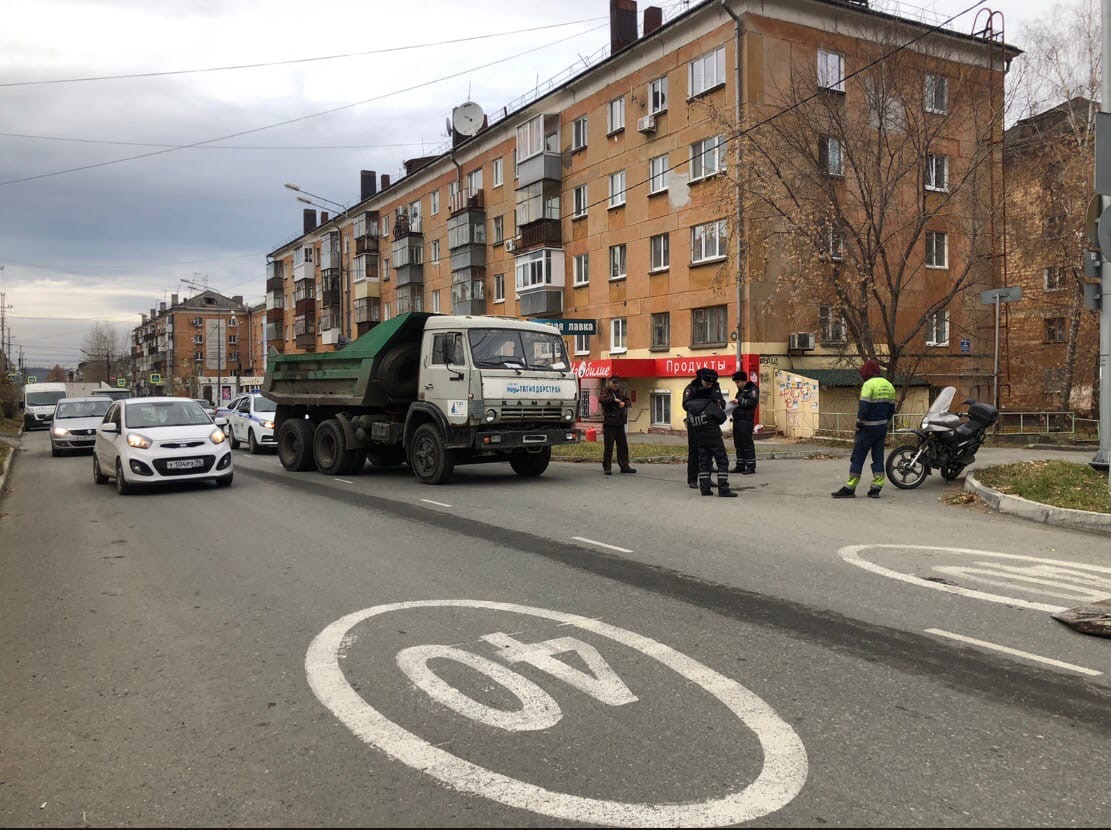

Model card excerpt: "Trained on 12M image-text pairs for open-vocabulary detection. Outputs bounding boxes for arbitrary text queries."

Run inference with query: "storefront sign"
[657,355,737,378]
[535,319,598,335]
[572,355,751,380]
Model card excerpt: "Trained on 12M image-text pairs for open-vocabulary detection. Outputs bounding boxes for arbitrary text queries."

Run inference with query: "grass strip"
[975,460,1111,514]
[552,442,688,462]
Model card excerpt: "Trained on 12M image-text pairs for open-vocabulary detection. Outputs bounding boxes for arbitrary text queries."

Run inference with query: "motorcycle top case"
[966,402,998,426]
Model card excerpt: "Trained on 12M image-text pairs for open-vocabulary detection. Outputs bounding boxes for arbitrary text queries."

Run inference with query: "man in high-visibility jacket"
[832,359,896,499]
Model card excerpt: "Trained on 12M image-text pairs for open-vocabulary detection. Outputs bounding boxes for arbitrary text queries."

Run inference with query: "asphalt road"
[1,431,1108,827]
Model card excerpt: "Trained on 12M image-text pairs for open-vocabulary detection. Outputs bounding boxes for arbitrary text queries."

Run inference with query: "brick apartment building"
[266,0,1017,431]
[130,291,267,403]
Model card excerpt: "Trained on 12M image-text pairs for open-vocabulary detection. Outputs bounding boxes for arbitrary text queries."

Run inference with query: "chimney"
[232,295,243,307]
[159,301,166,313]
[141,314,147,324]
[170,293,178,307]
[644,5,662,35]
[320,211,329,224]
[610,0,638,54]
[150,308,157,319]
[360,169,378,200]
[380,173,391,191]
[303,208,317,234]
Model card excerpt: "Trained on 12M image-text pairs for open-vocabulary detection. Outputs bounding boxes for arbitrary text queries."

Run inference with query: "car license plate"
[166,458,204,470]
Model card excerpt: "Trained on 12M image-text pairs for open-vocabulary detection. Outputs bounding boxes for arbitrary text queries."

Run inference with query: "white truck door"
[425,331,468,425]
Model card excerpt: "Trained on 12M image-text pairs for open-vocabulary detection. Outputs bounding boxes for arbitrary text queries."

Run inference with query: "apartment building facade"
[267,0,1015,431]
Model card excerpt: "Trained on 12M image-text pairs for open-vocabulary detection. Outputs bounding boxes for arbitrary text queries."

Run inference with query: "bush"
[0,380,18,419]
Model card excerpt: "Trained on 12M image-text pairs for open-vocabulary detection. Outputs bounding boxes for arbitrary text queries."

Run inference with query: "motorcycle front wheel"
[886,444,929,489]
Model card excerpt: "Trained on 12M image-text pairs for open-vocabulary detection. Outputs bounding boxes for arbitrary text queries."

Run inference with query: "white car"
[93,397,233,494]
[226,393,278,453]
[51,396,112,456]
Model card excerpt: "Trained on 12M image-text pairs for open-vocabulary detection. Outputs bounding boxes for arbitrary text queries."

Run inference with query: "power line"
[0,22,607,189]
[0,17,608,88]
[0,133,455,151]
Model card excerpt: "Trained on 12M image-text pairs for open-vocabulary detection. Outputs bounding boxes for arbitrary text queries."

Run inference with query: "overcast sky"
[0,0,1049,368]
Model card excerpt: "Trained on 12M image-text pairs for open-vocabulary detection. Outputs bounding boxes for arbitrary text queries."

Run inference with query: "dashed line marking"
[571,536,633,554]
[420,498,453,508]
[334,478,354,484]
[925,628,1102,677]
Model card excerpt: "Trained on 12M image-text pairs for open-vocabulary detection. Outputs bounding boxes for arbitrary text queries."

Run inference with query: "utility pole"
[0,292,10,373]
[1095,0,1111,481]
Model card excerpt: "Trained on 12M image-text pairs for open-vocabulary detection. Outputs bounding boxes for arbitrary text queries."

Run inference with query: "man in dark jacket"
[730,370,758,475]
[832,359,897,498]
[683,368,737,497]
[598,375,637,476]
[683,369,727,488]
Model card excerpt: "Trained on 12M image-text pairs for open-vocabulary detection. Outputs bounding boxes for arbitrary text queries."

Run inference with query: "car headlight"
[209,429,227,445]
[127,433,152,449]
[564,409,575,421]
[52,426,69,437]
[485,408,497,423]
[261,420,275,430]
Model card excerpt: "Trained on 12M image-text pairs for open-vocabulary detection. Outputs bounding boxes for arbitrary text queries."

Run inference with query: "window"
[431,290,441,314]
[574,333,590,355]
[409,200,422,232]
[494,273,505,302]
[650,233,670,271]
[465,169,483,196]
[611,317,628,353]
[573,184,589,218]
[689,46,726,97]
[819,136,843,176]
[925,75,948,113]
[573,253,589,286]
[650,75,668,113]
[607,97,625,134]
[925,154,949,191]
[384,301,392,320]
[819,305,846,342]
[514,249,563,290]
[690,136,724,180]
[381,215,390,237]
[517,114,543,161]
[650,392,671,426]
[692,305,728,346]
[649,154,670,193]
[1044,267,1066,291]
[431,190,440,215]
[1045,317,1067,342]
[513,149,518,179]
[609,244,627,280]
[609,170,626,208]
[651,312,670,349]
[431,239,440,264]
[925,231,948,268]
[926,310,950,346]
[691,219,728,263]
[1044,213,1066,237]
[572,116,588,151]
[827,225,844,261]
[493,157,504,188]
[492,216,504,244]
[817,49,845,92]
[382,256,390,280]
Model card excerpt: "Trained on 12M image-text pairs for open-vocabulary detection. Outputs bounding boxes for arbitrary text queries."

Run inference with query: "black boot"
[718,480,738,497]
[867,486,882,498]
[699,480,714,496]
[831,486,856,498]
[732,463,743,473]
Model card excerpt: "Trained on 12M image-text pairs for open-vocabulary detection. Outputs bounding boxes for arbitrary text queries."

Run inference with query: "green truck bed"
[263,312,431,408]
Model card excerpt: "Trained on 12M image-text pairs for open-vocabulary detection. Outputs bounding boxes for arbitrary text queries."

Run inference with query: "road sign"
[116,377,127,388]
[1096,207,1111,262]
[1096,112,1111,195]
[532,319,597,335]
[979,286,1022,304]
[27,375,36,383]
[960,338,971,354]
[149,373,162,385]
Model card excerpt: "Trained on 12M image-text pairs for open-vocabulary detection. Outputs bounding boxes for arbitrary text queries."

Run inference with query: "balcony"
[393,213,423,239]
[266,307,284,325]
[451,278,486,316]
[293,260,314,282]
[354,233,379,255]
[449,188,485,216]
[265,290,284,311]
[295,297,316,315]
[295,333,316,350]
[266,274,284,293]
[516,151,561,188]
[320,245,340,271]
[519,289,563,317]
[516,218,562,251]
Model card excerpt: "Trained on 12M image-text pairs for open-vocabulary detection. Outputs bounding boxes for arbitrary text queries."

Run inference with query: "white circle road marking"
[305,599,808,828]
[839,545,1111,613]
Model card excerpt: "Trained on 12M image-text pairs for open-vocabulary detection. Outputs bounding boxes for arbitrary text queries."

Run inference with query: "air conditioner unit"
[788,332,816,351]
[505,238,517,253]
[637,114,656,134]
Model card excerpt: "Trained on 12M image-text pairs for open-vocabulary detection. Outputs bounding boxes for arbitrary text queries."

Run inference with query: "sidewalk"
[623,430,850,459]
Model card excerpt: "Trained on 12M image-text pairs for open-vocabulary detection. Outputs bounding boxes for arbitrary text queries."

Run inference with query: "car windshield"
[56,400,111,419]
[194,399,213,409]
[253,396,277,413]
[26,391,67,406]
[468,329,569,371]
[125,400,211,429]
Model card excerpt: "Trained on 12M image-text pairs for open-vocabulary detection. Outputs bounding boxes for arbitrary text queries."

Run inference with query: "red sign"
[656,355,737,378]
[572,354,755,380]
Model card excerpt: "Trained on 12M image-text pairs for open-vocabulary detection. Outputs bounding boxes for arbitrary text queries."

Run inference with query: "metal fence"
[778,410,1100,439]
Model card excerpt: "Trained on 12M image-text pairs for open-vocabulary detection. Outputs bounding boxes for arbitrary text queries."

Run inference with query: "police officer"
[683,368,737,497]
[683,368,726,489]
[832,358,897,498]
[730,370,758,475]
[598,375,637,476]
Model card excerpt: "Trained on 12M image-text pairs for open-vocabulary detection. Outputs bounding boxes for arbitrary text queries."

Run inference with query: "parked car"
[226,393,278,453]
[193,399,217,420]
[50,396,112,456]
[93,397,233,494]
[89,388,132,402]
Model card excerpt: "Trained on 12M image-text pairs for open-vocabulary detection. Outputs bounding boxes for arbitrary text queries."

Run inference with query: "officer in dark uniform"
[682,368,737,497]
[683,368,726,489]
[598,375,637,476]
[730,370,758,475]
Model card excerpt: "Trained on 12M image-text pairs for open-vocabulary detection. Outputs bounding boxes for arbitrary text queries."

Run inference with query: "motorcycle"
[885,386,999,489]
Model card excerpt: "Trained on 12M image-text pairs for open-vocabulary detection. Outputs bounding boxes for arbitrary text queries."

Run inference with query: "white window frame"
[465,168,483,194]
[1044,267,1066,291]
[573,253,590,286]
[691,219,728,264]
[925,153,949,191]
[925,231,948,269]
[828,225,844,261]
[819,305,846,342]
[431,289,441,314]
[610,317,628,354]
[607,97,625,134]
[650,75,668,113]
[572,116,588,151]
[574,333,591,355]
[690,136,724,181]
[516,114,544,162]
[650,391,671,426]
[430,239,440,264]
[691,306,728,346]
[689,46,726,97]
[609,244,627,281]
[650,233,670,272]
[573,184,589,218]
[430,190,440,215]
[609,170,626,208]
[925,74,949,114]
[818,49,845,92]
[493,157,504,188]
[820,136,843,176]
[494,273,505,303]
[492,215,504,244]
[650,312,670,349]
[649,154,670,194]
[926,309,950,346]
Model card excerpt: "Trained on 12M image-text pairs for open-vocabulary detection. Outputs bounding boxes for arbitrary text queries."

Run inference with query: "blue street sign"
[960,338,971,354]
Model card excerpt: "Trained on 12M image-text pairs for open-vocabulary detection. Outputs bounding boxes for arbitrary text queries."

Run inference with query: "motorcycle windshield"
[925,387,956,419]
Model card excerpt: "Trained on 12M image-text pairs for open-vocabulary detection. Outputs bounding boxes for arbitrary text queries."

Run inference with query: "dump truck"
[262,312,581,484]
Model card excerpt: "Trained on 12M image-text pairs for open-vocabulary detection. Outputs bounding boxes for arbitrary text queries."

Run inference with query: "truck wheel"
[340,448,367,475]
[377,343,421,400]
[509,447,551,478]
[409,423,455,484]
[367,447,406,467]
[313,419,348,476]
[278,419,317,472]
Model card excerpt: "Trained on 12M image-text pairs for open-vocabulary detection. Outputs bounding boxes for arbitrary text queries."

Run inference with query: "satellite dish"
[452,101,485,137]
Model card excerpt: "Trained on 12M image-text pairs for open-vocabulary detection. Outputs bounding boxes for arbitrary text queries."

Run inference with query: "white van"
[22,382,68,430]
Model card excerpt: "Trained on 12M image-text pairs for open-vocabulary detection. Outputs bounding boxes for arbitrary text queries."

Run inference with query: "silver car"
[51,397,112,456]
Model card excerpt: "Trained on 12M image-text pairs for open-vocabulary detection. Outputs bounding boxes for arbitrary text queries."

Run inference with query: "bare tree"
[80,322,127,384]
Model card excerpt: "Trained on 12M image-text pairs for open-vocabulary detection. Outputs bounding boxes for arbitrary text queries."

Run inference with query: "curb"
[0,431,20,501]
[965,474,1111,536]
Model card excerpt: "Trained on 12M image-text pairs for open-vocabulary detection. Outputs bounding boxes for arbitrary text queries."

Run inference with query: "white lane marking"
[334,478,354,484]
[571,536,633,554]
[839,545,1111,613]
[306,600,808,827]
[420,498,453,508]
[925,629,1103,677]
